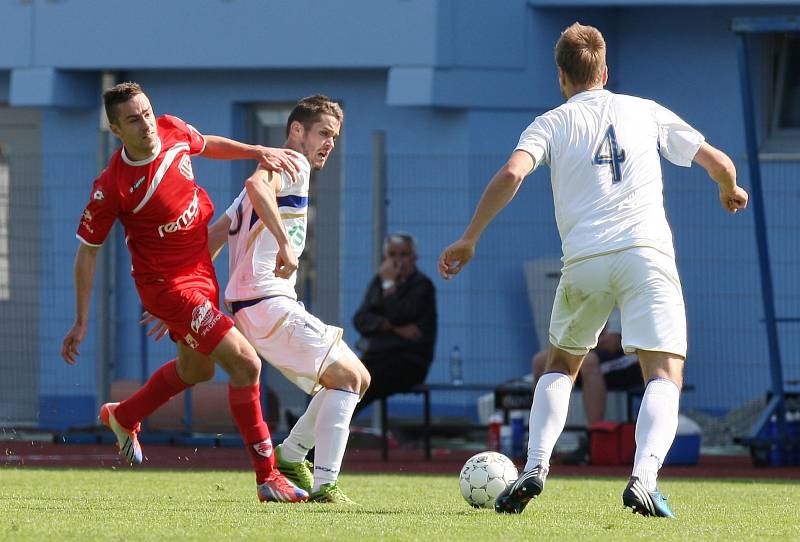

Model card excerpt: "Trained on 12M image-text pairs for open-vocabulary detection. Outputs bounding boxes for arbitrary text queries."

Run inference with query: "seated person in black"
[353,233,437,412]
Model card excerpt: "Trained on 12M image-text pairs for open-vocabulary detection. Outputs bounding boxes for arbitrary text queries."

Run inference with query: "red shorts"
[137,268,234,355]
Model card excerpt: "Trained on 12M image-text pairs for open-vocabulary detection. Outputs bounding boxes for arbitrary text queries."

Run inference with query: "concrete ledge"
[387,66,436,107]
[10,68,98,108]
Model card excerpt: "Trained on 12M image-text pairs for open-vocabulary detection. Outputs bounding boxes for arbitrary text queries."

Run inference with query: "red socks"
[114,359,189,430]
[112,365,274,484]
[228,383,275,483]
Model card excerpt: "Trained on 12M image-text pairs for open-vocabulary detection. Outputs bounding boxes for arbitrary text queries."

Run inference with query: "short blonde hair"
[554,23,606,87]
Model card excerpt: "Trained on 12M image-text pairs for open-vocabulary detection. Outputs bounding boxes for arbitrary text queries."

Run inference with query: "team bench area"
[379,381,695,461]
[379,383,496,460]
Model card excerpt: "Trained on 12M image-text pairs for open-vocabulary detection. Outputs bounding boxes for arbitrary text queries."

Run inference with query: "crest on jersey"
[288,224,306,248]
[178,154,194,180]
[93,189,104,201]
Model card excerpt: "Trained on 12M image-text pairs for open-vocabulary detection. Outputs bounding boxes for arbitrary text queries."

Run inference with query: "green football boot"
[309,482,358,504]
[275,443,314,493]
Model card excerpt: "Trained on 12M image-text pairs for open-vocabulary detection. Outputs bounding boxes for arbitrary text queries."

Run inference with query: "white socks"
[524,372,573,474]
[280,390,326,463]
[631,378,680,491]
[312,389,359,492]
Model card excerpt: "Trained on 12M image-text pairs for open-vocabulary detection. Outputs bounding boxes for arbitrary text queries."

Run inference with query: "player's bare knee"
[360,366,371,393]
[637,350,684,389]
[177,348,216,385]
[221,350,261,386]
[215,331,261,385]
[319,342,365,393]
[185,362,215,384]
[545,346,584,381]
[532,351,547,381]
[237,354,261,383]
[320,362,360,393]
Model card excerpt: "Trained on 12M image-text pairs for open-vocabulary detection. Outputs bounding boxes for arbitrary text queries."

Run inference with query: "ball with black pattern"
[459,451,519,508]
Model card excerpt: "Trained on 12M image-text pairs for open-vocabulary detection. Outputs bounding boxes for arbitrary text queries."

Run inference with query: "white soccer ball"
[459,451,519,508]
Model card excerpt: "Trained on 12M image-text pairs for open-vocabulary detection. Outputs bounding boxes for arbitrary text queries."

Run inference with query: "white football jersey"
[516,89,704,263]
[224,150,310,302]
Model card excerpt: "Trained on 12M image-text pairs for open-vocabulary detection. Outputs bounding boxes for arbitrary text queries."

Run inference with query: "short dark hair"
[554,23,606,87]
[103,82,145,124]
[285,94,344,137]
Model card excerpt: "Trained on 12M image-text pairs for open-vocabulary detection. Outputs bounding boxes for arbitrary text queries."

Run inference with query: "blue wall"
[0,1,437,70]
[38,107,104,427]
[0,1,797,427]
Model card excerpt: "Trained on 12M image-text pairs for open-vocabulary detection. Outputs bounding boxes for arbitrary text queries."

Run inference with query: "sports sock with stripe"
[311,388,359,492]
[280,389,326,463]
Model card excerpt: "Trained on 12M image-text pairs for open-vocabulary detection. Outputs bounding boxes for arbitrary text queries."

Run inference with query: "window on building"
[775,35,800,129]
[0,146,9,300]
[764,33,800,153]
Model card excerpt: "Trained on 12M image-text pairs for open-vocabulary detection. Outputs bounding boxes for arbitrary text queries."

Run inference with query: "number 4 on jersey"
[593,125,626,184]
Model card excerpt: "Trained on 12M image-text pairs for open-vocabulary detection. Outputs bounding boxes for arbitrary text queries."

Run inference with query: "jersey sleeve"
[163,115,207,155]
[655,104,705,167]
[76,174,121,247]
[515,113,556,170]
[278,170,294,193]
[225,188,247,220]
[278,151,311,194]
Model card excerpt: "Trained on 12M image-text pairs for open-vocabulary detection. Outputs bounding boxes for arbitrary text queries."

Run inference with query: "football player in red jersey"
[60,82,308,503]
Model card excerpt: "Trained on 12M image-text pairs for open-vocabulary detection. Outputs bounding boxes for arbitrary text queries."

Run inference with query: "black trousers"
[355,353,429,413]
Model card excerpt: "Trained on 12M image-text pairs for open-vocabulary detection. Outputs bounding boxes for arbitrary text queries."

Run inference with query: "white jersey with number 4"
[515,89,704,264]
[224,150,310,302]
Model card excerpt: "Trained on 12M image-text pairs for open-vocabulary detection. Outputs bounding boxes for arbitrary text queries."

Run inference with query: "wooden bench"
[380,383,496,460]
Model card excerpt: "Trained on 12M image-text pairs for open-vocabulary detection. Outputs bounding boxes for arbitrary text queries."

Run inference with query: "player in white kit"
[211,95,370,503]
[439,23,748,518]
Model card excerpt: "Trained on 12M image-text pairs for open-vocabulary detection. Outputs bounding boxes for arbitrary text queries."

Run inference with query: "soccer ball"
[459,451,518,508]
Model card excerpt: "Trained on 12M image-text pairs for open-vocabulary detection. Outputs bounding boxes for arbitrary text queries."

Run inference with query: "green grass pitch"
[1,469,798,541]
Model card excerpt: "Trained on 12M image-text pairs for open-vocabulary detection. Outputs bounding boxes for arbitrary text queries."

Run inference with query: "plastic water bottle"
[449,345,464,386]
[510,410,526,459]
[500,425,512,456]
[487,413,503,451]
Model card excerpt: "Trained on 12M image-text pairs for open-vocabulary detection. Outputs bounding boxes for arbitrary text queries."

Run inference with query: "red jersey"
[77,115,215,282]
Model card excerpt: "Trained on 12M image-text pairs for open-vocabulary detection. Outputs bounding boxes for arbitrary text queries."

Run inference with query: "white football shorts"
[234,296,348,394]
[548,246,687,358]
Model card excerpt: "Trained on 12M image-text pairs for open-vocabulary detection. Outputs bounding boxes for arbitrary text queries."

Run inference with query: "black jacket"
[352,270,437,368]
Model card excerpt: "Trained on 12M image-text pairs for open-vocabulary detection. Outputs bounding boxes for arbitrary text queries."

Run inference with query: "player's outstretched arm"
[207,214,232,261]
[438,150,533,280]
[61,243,99,364]
[693,142,748,213]
[201,135,300,182]
[244,166,298,279]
